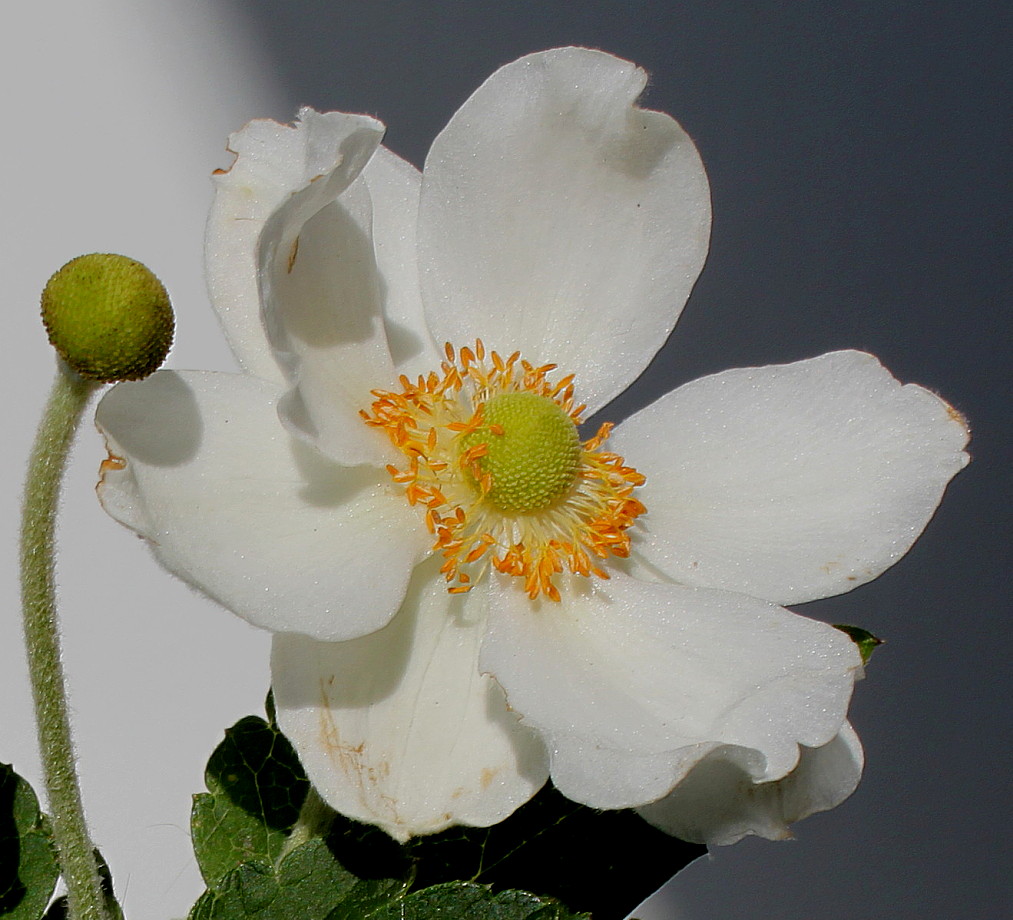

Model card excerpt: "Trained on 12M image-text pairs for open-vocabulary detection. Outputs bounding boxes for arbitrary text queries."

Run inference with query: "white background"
[2,3,280,916]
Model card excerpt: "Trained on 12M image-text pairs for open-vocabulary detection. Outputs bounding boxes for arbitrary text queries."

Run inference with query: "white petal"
[258,118,407,466]
[95,371,427,641]
[272,565,548,841]
[206,109,385,383]
[274,147,440,463]
[480,572,860,809]
[611,351,970,604]
[361,147,440,379]
[418,47,710,413]
[636,724,864,845]
[547,738,725,810]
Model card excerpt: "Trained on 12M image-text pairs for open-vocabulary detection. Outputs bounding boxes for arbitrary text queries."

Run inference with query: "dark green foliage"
[367,882,589,920]
[833,624,884,664]
[324,783,702,918]
[189,703,702,919]
[0,764,59,920]
[189,839,406,920]
[191,716,310,888]
[41,848,122,920]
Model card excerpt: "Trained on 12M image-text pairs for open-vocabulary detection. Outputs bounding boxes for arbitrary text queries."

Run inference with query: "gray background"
[2,2,1008,918]
[229,3,1009,914]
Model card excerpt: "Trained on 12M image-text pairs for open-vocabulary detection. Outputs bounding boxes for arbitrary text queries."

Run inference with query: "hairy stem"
[19,364,112,920]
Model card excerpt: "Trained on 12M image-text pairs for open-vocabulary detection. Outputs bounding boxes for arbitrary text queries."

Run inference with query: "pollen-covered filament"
[362,341,646,601]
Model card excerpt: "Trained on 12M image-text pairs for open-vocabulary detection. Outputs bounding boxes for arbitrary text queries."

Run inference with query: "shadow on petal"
[273,566,430,709]
[273,200,381,349]
[605,108,678,180]
[637,727,864,845]
[98,370,202,466]
[384,313,428,370]
[290,438,389,509]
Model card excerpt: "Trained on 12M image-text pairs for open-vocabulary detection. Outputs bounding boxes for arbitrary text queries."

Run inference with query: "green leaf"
[189,706,700,920]
[192,717,310,889]
[264,690,277,728]
[367,882,587,920]
[324,783,702,920]
[42,848,123,920]
[833,624,884,664]
[189,839,407,920]
[0,763,59,920]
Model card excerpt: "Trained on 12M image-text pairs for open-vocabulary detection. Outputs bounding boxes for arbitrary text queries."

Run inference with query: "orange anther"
[364,340,645,602]
[464,543,489,563]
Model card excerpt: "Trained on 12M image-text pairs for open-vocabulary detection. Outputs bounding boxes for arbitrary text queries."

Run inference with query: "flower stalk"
[19,363,112,920]
[277,786,335,865]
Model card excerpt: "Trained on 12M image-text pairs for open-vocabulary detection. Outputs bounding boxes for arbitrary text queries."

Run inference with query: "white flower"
[95,49,969,845]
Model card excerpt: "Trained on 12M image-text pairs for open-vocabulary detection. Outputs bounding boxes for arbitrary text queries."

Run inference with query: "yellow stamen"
[363,340,646,600]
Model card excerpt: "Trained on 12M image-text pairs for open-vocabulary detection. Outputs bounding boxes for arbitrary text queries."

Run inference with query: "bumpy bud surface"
[40,253,174,382]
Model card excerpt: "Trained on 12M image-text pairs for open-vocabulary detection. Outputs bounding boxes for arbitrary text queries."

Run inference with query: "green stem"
[278,786,335,865]
[19,364,112,920]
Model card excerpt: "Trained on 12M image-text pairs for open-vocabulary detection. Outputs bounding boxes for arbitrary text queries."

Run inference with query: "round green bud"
[40,253,174,382]
[459,391,581,514]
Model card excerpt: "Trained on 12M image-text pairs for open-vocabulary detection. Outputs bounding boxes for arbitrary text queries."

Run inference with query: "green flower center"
[459,391,581,513]
[365,341,648,599]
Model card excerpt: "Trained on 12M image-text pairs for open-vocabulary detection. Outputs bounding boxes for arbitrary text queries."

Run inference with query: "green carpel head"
[459,391,581,513]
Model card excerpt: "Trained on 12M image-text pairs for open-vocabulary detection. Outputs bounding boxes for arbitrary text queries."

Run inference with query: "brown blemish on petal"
[316,681,401,828]
[213,117,292,177]
[99,450,126,475]
[480,767,499,791]
[287,235,300,273]
[945,402,971,438]
[212,148,238,176]
[212,143,240,176]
